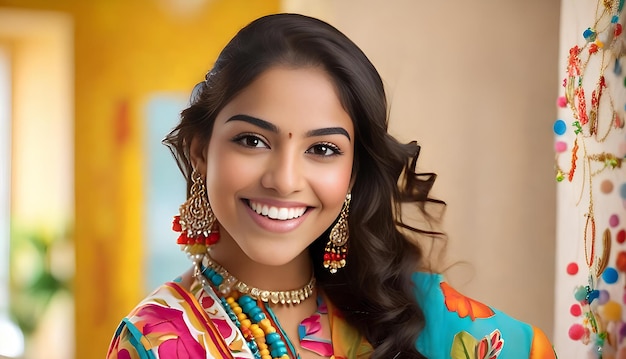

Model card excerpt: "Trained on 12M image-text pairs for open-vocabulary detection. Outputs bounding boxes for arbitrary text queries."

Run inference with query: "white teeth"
[248,200,306,220]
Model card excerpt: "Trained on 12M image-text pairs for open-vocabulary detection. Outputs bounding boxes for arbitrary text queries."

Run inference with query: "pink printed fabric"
[106,279,347,359]
[106,281,255,359]
[299,313,333,356]
[106,277,371,359]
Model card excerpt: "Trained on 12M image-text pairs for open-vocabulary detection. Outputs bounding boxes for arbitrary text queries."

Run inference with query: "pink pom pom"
[555,141,568,153]
[569,323,585,340]
[557,96,568,108]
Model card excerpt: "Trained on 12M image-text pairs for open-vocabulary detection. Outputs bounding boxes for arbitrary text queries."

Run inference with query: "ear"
[189,135,208,177]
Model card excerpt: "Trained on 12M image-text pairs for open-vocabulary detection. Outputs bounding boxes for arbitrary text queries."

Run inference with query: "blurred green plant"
[9,223,73,335]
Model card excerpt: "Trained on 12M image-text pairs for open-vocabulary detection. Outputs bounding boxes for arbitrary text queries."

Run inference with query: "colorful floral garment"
[107,272,556,359]
[412,272,556,358]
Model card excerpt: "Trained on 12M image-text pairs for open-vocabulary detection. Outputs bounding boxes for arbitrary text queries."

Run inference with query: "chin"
[243,246,309,268]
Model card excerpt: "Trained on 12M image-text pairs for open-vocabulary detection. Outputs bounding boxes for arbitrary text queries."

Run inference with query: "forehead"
[216,66,353,133]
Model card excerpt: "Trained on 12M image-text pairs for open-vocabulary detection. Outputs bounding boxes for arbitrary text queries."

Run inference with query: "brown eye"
[232,134,269,149]
[306,143,342,156]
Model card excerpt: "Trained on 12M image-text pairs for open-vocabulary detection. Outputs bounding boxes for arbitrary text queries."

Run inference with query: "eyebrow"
[226,114,278,132]
[306,127,351,141]
[226,114,351,141]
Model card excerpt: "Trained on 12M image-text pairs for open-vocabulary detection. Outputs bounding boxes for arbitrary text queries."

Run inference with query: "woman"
[107,13,556,359]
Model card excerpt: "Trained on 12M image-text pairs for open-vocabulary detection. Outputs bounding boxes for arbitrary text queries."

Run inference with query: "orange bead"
[240,319,251,328]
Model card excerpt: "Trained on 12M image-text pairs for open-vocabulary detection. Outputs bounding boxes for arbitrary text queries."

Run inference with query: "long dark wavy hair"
[164,13,445,359]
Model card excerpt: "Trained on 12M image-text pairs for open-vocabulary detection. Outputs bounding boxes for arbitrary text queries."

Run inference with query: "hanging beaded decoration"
[555,0,626,356]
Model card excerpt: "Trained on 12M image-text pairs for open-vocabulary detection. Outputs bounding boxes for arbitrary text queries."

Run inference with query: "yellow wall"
[0,0,279,357]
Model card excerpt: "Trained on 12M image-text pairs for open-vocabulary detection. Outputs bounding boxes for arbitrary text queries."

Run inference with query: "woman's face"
[202,66,354,266]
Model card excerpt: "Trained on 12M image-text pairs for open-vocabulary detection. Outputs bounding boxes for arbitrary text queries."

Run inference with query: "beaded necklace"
[195,256,319,359]
[203,254,316,305]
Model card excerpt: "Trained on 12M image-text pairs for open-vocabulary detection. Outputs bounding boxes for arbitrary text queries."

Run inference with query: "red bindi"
[288,132,292,139]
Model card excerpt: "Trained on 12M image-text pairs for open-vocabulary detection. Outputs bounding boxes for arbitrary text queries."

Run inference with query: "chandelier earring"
[172,169,220,266]
[324,193,351,273]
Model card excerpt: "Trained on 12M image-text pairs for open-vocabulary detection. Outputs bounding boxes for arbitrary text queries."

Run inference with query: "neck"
[207,229,314,292]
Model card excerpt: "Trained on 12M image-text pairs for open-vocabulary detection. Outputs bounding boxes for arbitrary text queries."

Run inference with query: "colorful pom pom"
[611,214,621,228]
[569,323,585,340]
[602,267,619,284]
[554,119,567,135]
[567,262,579,275]
[598,289,610,305]
[574,286,588,302]
[616,251,626,272]
[601,180,614,194]
[599,300,622,322]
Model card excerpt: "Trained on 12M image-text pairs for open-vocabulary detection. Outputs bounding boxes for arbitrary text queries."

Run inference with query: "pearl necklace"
[197,253,316,306]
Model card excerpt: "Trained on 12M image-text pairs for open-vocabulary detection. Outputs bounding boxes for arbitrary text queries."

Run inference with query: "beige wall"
[285,0,560,337]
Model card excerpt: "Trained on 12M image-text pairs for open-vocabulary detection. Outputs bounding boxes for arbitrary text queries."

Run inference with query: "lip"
[242,198,311,233]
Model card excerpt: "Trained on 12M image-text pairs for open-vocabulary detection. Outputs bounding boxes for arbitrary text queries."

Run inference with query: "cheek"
[310,158,353,208]
[204,143,257,203]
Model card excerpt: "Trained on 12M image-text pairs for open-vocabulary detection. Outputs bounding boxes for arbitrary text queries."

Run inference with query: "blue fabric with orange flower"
[412,272,556,359]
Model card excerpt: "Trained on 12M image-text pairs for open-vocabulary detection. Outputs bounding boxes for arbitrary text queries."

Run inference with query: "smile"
[247,200,307,220]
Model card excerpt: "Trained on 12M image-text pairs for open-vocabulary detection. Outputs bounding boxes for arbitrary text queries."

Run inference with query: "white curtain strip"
[554,0,626,357]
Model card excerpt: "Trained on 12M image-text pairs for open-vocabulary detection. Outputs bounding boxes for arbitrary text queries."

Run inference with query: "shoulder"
[106,280,242,359]
[411,272,556,359]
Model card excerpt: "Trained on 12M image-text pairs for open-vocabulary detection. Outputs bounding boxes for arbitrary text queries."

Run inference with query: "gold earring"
[172,169,219,265]
[324,193,351,273]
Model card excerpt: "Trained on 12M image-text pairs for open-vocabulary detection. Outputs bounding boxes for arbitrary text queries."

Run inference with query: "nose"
[260,147,304,196]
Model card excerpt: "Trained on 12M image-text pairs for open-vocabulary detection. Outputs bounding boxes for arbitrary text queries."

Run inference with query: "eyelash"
[231,133,269,148]
[231,134,343,157]
[306,142,343,157]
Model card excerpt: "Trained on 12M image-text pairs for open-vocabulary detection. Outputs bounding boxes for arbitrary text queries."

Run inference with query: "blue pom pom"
[553,119,567,135]
[602,267,619,284]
